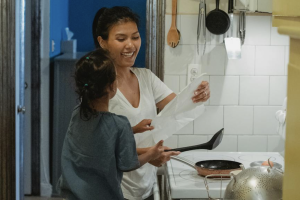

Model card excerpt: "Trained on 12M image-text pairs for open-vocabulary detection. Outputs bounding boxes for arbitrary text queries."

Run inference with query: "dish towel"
[275,97,287,140]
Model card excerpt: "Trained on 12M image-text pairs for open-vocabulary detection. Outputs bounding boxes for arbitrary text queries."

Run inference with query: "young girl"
[57,48,164,200]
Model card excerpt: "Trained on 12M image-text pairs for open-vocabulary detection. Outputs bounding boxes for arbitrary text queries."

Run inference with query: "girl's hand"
[192,81,210,103]
[132,119,154,134]
[148,140,164,160]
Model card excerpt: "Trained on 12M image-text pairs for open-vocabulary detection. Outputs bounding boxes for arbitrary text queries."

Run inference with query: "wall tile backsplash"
[164,9,288,153]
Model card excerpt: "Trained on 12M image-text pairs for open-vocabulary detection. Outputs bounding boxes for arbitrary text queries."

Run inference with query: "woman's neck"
[116,66,133,80]
[90,97,109,112]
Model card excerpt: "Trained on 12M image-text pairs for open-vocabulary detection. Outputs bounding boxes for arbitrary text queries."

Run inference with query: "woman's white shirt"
[109,67,172,200]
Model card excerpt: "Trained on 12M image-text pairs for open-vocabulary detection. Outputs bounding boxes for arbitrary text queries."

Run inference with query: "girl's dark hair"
[75,48,116,120]
[92,6,140,48]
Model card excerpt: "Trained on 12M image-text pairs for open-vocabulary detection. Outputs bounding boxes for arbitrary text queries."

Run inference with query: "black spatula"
[164,128,224,152]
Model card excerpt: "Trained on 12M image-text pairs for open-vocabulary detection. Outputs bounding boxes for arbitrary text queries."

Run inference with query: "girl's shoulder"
[110,114,131,128]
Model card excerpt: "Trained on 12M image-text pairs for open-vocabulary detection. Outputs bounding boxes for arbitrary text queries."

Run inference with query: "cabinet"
[272,0,300,199]
[166,0,273,15]
[234,0,273,13]
[51,52,87,195]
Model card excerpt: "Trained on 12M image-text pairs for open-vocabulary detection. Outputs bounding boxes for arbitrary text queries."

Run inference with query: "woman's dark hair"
[92,6,140,48]
[75,48,116,120]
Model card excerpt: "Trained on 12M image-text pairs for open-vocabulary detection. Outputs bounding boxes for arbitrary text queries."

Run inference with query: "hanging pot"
[206,0,230,35]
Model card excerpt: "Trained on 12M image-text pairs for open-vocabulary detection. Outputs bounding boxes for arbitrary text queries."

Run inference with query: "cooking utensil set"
[224,0,242,59]
[206,0,230,35]
[197,0,206,55]
[167,0,180,48]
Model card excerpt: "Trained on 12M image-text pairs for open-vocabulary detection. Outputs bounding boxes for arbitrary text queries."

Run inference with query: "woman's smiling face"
[99,21,141,69]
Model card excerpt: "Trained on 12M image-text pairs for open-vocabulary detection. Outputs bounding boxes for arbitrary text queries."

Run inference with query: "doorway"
[23,0,165,198]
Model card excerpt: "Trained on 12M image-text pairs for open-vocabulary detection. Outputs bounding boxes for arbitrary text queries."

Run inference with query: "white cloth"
[151,75,206,143]
[275,97,287,157]
[109,68,172,200]
[275,97,287,140]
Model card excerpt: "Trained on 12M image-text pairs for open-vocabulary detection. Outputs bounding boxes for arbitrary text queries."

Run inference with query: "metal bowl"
[224,166,283,200]
[250,161,282,169]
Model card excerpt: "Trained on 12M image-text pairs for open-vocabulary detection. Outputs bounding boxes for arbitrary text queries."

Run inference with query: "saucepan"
[171,156,243,177]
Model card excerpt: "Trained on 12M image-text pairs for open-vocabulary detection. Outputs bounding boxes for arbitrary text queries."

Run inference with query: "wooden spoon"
[167,0,180,48]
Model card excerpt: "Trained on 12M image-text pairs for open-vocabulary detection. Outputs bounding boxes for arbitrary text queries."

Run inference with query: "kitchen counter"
[165,151,284,200]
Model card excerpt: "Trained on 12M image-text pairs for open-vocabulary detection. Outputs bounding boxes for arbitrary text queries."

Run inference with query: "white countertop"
[165,151,284,199]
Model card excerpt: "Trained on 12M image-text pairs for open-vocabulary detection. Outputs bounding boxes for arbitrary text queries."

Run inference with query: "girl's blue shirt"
[57,106,139,200]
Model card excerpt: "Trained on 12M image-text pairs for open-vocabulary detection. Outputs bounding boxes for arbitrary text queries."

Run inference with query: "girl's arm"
[136,147,150,155]
[123,141,164,172]
[137,140,164,166]
[137,146,180,167]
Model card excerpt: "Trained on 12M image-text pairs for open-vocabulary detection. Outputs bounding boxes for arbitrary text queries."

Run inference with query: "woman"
[93,7,210,200]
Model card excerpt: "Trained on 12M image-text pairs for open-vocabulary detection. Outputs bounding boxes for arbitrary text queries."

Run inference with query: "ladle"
[165,128,224,152]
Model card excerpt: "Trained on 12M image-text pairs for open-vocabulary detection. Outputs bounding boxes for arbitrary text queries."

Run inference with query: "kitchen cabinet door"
[273,1,300,200]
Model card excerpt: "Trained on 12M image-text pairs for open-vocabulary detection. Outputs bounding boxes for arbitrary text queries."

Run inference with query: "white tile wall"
[211,135,238,152]
[225,45,255,75]
[164,45,196,75]
[210,76,239,105]
[271,27,289,46]
[268,136,285,153]
[253,106,281,135]
[194,106,223,135]
[224,106,253,135]
[285,46,289,75]
[178,135,208,147]
[210,34,224,45]
[198,45,226,75]
[164,135,178,149]
[244,16,271,46]
[164,75,180,94]
[238,136,268,152]
[269,76,287,105]
[174,121,193,135]
[164,7,288,153]
[239,76,269,105]
[180,15,198,45]
[255,46,285,75]
[179,75,187,92]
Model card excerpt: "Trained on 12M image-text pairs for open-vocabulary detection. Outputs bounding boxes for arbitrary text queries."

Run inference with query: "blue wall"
[68,0,147,68]
[50,0,69,58]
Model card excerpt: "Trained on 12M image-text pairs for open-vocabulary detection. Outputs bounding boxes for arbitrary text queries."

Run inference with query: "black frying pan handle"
[216,0,220,10]
[228,0,234,13]
[164,143,211,152]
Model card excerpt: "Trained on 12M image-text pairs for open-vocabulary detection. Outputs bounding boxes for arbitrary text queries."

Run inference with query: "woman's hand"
[192,81,210,103]
[149,146,180,167]
[132,119,154,134]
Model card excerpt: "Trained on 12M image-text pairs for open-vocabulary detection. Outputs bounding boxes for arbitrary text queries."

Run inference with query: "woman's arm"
[156,93,176,111]
[132,119,154,134]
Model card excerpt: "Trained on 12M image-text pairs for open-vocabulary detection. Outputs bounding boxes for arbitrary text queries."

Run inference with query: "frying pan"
[164,128,224,152]
[171,156,243,177]
[206,0,230,35]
